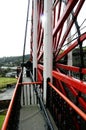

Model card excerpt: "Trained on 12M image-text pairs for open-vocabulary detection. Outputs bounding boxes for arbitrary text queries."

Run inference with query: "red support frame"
[53,0,79,36]
[56,32,86,61]
[52,70,86,94]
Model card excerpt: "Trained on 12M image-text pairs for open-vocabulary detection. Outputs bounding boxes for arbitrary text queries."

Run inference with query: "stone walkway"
[18,105,48,130]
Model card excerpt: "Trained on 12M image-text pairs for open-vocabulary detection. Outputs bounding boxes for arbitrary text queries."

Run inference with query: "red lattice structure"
[31,0,86,129]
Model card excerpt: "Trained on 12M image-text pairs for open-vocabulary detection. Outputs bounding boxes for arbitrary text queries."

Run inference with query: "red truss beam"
[38,51,43,61]
[55,0,85,55]
[55,68,67,96]
[52,70,86,94]
[53,0,79,36]
[38,64,86,93]
[56,32,86,62]
[38,64,86,110]
[53,2,62,51]
[66,84,86,110]
[53,0,59,10]
[37,1,43,45]
[37,29,44,56]
[37,69,43,82]
[57,63,86,74]
[38,64,44,70]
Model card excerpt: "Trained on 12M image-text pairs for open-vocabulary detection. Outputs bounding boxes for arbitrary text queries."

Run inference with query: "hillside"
[0,54,30,67]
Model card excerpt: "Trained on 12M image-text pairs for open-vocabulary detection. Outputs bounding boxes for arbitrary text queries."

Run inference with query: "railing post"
[46,78,51,108]
[43,0,53,104]
[33,0,37,81]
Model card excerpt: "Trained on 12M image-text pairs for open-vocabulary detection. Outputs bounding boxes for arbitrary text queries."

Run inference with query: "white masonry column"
[43,0,52,104]
[33,0,37,81]
[67,15,72,75]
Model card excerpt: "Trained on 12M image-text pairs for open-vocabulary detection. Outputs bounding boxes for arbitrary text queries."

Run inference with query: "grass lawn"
[0,77,17,89]
[0,115,5,129]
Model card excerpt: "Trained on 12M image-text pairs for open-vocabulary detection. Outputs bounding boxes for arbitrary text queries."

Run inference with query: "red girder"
[56,32,86,61]
[57,63,86,74]
[37,29,44,56]
[55,68,67,96]
[38,51,43,61]
[52,70,86,94]
[53,0,79,36]
[53,0,59,10]
[55,0,85,56]
[66,85,86,110]
[37,69,43,82]
[38,64,86,93]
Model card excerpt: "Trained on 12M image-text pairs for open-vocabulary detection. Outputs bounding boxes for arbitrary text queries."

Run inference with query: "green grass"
[0,115,5,129]
[0,77,17,89]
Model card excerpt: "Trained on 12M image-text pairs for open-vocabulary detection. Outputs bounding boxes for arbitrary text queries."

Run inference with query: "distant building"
[6,71,17,78]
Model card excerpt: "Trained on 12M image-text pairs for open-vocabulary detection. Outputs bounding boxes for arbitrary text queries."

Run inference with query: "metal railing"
[2,71,54,130]
[1,73,22,130]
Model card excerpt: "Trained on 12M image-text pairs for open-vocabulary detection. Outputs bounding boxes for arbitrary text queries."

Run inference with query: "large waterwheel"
[31,0,86,130]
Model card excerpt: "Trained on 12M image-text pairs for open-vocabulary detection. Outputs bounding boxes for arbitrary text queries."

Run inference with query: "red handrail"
[19,81,42,85]
[48,82,86,121]
[1,73,21,130]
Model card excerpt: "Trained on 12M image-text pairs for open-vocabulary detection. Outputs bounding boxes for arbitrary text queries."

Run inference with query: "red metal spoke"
[53,1,63,54]
[66,84,86,110]
[52,70,86,94]
[56,32,86,62]
[57,63,86,74]
[37,29,44,56]
[38,51,43,62]
[38,64,86,94]
[55,0,85,56]
[55,68,67,96]
[53,0,78,36]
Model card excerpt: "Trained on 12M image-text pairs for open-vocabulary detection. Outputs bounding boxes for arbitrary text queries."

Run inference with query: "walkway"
[18,105,48,130]
[18,69,58,130]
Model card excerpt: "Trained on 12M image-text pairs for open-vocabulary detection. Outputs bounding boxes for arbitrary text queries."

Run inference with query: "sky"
[0,0,32,58]
[0,0,86,58]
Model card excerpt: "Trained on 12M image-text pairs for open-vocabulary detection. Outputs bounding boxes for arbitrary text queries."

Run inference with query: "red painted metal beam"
[57,63,86,74]
[55,0,85,56]
[38,51,43,61]
[38,64,86,93]
[66,85,86,110]
[53,0,79,36]
[37,69,43,82]
[53,1,62,52]
[48,82,86,121]
[52,70,86,94]
[37,29,44,56]
[55,68,67,96]
[38,64,44,70]
[56,32,86,61]
[53,0,59,10]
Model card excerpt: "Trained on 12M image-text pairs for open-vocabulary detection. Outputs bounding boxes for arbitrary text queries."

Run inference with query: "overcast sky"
[0,0,85,58]
[0,0,31,58]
